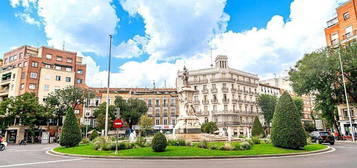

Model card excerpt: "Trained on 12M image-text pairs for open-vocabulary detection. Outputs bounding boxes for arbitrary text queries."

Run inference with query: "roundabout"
[1,143,356,168]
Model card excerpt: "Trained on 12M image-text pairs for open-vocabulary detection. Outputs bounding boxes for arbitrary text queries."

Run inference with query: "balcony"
[170,103,175,107]
[202,100,209,105]
[326,17,338,28]
[221,87,228,93]
[163,113,168,117]
[211,99,218,104]
[155,113,160,117]
[193,100,200,105]
[211,78,235,83]
[0,87,9,96]
[202,89,209,94]
[232,99,238,104]
[341,30,357,43]
[189,79,208,85]
[216,121,240,126]
[222,99,229,104]
[231,88,237,93]
[211,88,217,93]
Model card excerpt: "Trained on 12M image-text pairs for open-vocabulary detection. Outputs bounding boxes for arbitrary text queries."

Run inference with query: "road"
[0,143,355,168]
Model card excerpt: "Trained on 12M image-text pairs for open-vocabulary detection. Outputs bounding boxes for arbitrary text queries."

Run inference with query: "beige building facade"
[177,55,261,137]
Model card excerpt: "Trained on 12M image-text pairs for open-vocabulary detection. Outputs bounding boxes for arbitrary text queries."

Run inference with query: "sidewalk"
[336,140,357,144]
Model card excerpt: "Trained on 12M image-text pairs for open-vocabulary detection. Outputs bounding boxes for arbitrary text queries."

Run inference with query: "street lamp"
[105,35,113,138]
[338,50,355,142]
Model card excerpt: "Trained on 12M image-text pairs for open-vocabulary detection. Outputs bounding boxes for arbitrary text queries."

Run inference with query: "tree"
[201,122,218,134]
[93,102,116,131]
[151,132,167,152]
[289,43,357,134]
[46,86,94,126]
[60,107,82,147]
[271,92,307,149]
[138,114,154,136]
[0,93,47,143]
[303,122,317,133]
[257,94,277,125]
[114,96,148,129]
[251,116,264,137]
[292,96,304,116]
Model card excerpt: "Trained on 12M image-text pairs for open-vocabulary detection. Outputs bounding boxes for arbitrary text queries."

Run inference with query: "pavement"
[0,143,356,168]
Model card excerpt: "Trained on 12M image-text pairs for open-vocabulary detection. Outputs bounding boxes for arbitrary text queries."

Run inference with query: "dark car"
[310,131,335,145]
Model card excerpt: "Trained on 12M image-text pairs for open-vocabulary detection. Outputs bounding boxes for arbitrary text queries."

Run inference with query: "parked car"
[310,131,335,145]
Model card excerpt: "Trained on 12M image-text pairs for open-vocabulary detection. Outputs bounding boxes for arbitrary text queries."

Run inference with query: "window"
[21,72,25,79]
[46,54,52,59]
[65,77,71,82]
[23,61,28,67]
[29,84,36,90]
[155,119,160,125]
[172,119,176,125]
[77,69,83,74]
[76,79,82,84]
[156,99,160,106]
[212,84,216,89]
[164,119,167,125]
[44,85,49,91]
[45,64,51,68]
[74,110,80,114]
[30,72,37,79]
[55,66,61,70]
[45,74,50,80]
[65,67,72,72]
[345,26,353,38]
[213,105,217,111]
[56,76,61,81]
[224,105,228,111]
[343,12,350,20]
[31,61,38,67]
[66,58,73,63]
[148,99,152,106]
[20,83,24,89]
[56,56,62,61]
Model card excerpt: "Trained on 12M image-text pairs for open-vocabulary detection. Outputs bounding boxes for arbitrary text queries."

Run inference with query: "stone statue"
[182,66,189,86]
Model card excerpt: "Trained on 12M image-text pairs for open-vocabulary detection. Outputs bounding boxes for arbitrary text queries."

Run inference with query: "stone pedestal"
[175,116,201,134]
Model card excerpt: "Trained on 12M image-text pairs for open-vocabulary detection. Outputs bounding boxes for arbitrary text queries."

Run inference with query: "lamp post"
[105,35,112,138]
[338,50,354,142]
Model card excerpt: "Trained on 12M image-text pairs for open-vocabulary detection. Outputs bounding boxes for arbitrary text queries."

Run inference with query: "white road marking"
[0,158,84,168]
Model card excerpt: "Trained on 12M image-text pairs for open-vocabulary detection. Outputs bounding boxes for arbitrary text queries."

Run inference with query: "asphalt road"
[0,143,356,168]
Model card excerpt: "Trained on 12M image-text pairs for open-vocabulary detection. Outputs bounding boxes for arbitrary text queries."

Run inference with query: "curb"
[48,146,332,160]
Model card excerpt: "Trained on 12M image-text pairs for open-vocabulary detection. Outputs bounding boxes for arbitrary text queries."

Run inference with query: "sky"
[0,0,347,88]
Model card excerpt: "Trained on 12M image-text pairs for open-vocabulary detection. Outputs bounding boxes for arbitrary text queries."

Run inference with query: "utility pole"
[105,35,112,138]
[338,50,354,142]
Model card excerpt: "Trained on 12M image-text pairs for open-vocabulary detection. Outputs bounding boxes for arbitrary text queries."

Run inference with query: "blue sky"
[0,0,342,87]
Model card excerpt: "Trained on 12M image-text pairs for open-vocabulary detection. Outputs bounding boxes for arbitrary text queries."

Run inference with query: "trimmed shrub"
[240,142,251,150]
[93,137,106,150]
[168,139,186,146]
[252,116,264,137]
[80,138,90,144]
[60,107,82,147]
[89,131,99,141]
[271,92,307,149]
[198,140,209,149]
[201,122,218,134]
[220,143,234,151]
[209,144,218,150]
[234,143,241,150]
[251,137,261,144]
[135,137,147,147]
[151,132,167,152]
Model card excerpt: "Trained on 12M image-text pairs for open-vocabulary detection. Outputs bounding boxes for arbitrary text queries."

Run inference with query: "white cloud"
[36,0,119,56]
[210,0,346,78]
[9,0,348,87]
[120,0,229,60]
[15,13,40,26]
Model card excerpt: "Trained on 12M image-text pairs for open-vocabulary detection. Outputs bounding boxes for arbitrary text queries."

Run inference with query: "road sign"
[113,119,123,128]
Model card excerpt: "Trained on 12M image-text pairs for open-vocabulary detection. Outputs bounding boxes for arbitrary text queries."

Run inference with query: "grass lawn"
[54,143,327,157]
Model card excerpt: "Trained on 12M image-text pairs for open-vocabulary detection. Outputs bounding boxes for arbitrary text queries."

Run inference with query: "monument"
[174,66,201,134]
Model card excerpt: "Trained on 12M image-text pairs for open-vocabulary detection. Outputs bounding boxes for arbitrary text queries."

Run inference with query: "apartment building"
[325,0,357,46]
[261,77,315,124]
[1,45,87,143]
[258,83,282,97]
[325,0,357,136]
[177,55,261,137]
[83,88,179,132]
